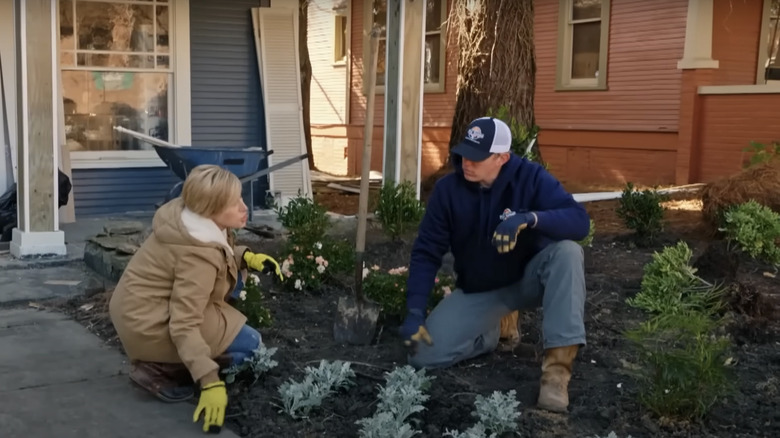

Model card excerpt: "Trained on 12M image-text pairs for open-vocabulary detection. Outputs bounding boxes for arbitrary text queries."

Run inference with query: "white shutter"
[251,5,312,205]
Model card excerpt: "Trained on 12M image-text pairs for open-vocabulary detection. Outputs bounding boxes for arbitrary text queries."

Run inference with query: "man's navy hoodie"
[406,153,591,312]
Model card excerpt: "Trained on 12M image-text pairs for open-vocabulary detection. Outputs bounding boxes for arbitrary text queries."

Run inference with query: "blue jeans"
[224,274,262,365]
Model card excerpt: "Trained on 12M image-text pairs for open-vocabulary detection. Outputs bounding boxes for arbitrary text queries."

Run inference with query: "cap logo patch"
[466,126,485,142]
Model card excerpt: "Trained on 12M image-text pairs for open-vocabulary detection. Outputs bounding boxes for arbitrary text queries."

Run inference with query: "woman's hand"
[193,372,227,433]
[243,251,283,281]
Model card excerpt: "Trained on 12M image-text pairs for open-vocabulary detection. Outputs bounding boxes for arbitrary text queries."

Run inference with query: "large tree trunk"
[299,0,316,170]
[448,0,537,151]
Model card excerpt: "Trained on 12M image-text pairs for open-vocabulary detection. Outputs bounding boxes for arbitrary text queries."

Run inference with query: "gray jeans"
[408,240,587,369]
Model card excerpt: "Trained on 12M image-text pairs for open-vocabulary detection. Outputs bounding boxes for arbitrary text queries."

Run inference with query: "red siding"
[711,0,764,85]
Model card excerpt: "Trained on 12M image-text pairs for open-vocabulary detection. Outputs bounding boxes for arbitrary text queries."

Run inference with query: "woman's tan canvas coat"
[109,198,248,382]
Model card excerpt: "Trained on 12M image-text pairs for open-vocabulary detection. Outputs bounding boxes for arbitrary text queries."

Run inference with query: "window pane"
[375,38,386,86]
[372,0,387,36]
[157,5,169,53]
[77,1,154,53]
[61,51,76,67]
[572,0,601,21]
[77,53,155,69]
[424,34,440,84]
[571,21,600,79]
[425,0,442,31]
[60,0,75,51]
[156,55,170,69]
[62,70,170,151]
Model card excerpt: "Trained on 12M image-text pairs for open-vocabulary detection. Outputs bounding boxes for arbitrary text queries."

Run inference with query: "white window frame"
[556,0,610,91]
[757,0,780,84]
[363,0,448,94]
[58,0,191,169]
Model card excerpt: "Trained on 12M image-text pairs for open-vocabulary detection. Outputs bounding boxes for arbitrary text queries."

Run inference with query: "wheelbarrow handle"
[238,153,309,184]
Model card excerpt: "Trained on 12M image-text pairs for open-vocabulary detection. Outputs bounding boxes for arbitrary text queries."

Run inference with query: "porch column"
[382,0,425,197]
[677,0,719,69]
[11,0,66,257]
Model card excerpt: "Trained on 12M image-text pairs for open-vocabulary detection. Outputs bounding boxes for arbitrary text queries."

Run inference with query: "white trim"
[70,156,166,169]
[19,0,30,232]
[10,228,66,257]
[414,0,425,199]
[173,0,191,145]
[677,0,719,70]
[51,1,59,230]
[698,83,780,94]
[392,2,404,183]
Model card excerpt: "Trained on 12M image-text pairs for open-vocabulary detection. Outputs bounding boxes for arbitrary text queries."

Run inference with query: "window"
[556,0,611,90]
[759,0,780,83]
[365,0,447,93]
[334,14,348,64]
[58,0,176,162]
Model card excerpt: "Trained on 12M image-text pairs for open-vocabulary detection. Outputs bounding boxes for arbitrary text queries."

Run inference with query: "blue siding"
[190,0,269,206]
[71,0,270,217]
[72,167,179,217]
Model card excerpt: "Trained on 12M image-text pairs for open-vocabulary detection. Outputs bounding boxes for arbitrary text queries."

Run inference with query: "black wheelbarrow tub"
[153,144,273,181]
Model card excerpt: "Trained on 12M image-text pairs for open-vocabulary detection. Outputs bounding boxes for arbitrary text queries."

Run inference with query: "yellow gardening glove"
[243,251,283,282]
[193,381,227,433]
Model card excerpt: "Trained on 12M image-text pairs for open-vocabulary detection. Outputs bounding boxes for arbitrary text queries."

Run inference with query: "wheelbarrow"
[113,126,308,221]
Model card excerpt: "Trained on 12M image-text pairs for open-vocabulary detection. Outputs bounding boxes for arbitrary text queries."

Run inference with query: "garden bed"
[58,191,780,438]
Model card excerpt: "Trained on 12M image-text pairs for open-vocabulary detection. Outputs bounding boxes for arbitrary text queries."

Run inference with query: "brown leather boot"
[129,361,195,403]
[537,345,579,413]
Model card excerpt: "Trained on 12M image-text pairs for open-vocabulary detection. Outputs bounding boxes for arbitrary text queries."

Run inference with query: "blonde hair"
[181,164,242,217]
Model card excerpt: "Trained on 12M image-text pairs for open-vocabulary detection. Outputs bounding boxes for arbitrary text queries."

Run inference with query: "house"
[307,0,780,187]
[0,0,311,257]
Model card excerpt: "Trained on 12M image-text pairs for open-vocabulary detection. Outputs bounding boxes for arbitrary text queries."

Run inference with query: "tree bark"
[447,0,537,158]
[299,0,316,170]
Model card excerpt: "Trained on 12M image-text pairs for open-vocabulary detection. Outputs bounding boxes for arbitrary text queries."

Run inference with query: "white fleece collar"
[180,207,234,255]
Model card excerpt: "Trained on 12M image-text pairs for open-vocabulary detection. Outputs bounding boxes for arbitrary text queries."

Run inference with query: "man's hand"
[193,380,227,433]
[492,212,538,254]
[400,309,433,354]
[243,251,283,282]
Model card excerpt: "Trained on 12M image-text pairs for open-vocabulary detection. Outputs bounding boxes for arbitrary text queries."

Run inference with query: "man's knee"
[548,240,584,264]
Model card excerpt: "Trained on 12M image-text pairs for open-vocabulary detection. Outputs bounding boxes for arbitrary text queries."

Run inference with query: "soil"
[56,189,780,438]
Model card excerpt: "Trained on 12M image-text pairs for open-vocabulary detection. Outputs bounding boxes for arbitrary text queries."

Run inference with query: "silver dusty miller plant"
[221,345,278,384]
[277,360,356,419]
[356,365,435,438]
[444,390,521,437]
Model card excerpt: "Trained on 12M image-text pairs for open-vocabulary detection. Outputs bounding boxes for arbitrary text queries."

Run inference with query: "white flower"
[316,264,326,274]
[314,241,322,250]
[239,290,247,301]
[294,279,302,290]
[249,274,260,284]
[362,267,370,279]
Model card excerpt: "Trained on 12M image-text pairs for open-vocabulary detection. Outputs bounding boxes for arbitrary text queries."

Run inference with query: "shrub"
[444,390,521,437]
[274,193,330,247]
[742,140,780,169]
[485,105,545,168]
[277,360,356,419]
[615,182,667,243]
[577,219,596,247]
[362,265,454,318]
[279,241,331,292]
[720,200,780,266]
[626,241,725,316]
[374,180,426,241]
[625,312,733,420]
[232,273,273,328]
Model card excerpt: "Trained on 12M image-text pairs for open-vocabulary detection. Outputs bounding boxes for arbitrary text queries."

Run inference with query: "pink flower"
[315,256,324,265]
[435,277,439,283]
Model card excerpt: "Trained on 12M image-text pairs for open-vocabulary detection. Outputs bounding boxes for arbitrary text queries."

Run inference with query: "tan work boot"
[537,345,579,413]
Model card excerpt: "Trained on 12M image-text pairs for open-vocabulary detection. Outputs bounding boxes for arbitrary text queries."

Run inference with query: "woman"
[109,164,281,433]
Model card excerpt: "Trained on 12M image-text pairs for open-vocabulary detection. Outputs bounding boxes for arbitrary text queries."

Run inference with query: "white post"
[677,0,719,70]
[11,0,66,258]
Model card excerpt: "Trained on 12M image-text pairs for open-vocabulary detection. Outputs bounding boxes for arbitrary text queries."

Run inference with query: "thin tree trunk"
[299,0,315,170]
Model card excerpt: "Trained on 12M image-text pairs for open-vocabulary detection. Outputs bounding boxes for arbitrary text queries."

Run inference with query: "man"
[400,116,590,413]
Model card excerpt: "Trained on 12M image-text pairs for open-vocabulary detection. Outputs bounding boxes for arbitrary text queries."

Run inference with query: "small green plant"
[485,105,544,166]
[625,312,733,420]
[616,182,667,242]
[232,273,273,328]
[720,200,780,266]
[279,241,331,292]
[444,390,521,437]
[589,433,634,438]
[277,360,356,419]
[362,265,454,318]
[274,192,331,247]
[577,219,596,247]
[374,180,426,241]
[742,140,780,168]
[626,241,725,316]
[356,366,435,438]
[221,345,278,384]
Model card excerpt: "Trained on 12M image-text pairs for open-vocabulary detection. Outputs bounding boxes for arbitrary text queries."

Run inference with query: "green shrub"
[742,140,780,168]
[362,265,453,318]
[374,181,425,241]
[485,105,543,165]
[577,219,596,247]
[625,312,732,420]
[274,193,330,247]
[616,182,667,242]
[232,273,273,328]
[626,241,725,316]
[720,200,780,266]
